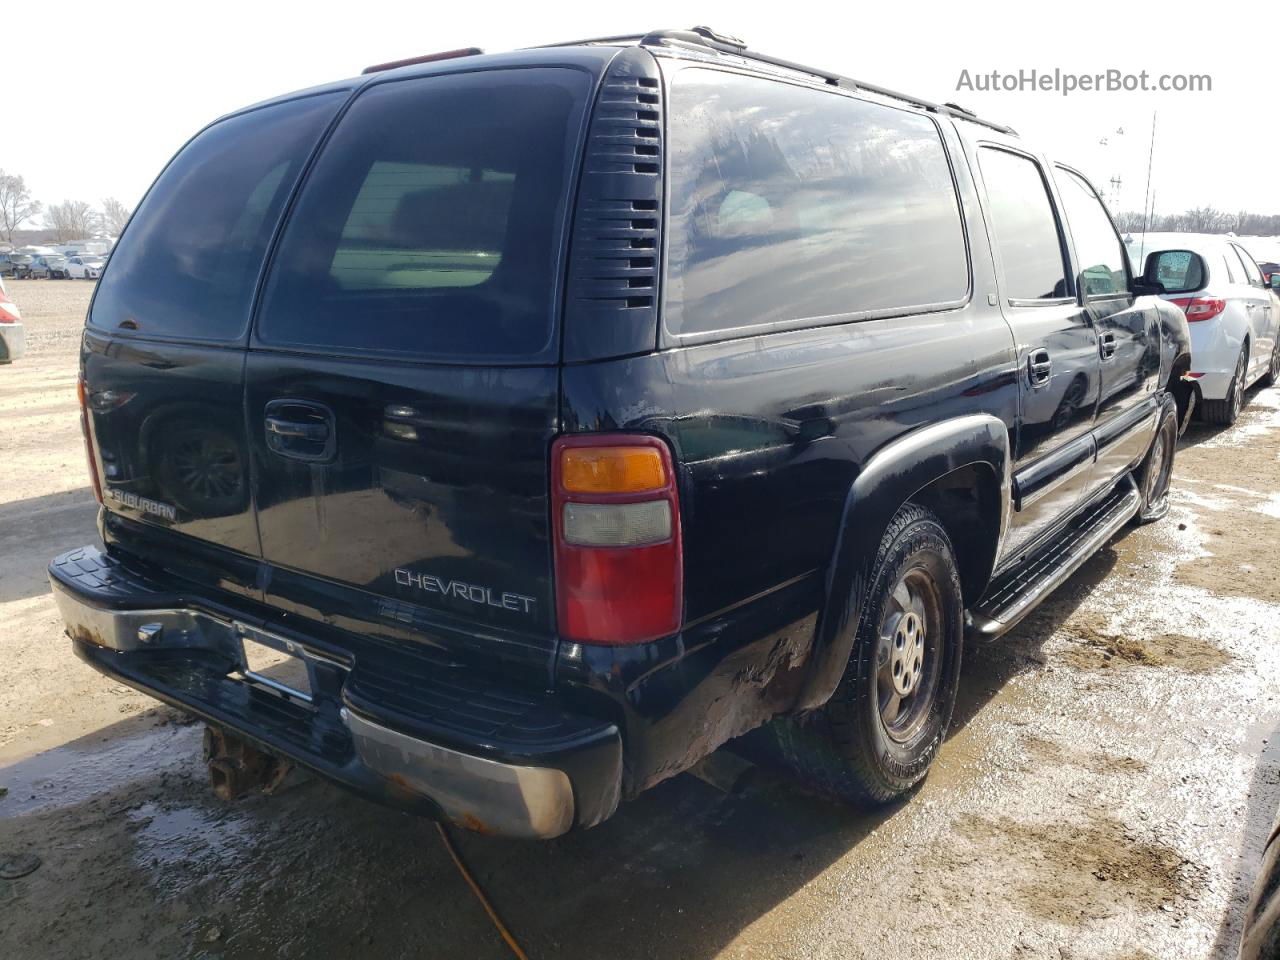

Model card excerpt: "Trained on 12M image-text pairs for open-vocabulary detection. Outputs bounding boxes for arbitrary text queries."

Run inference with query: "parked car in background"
[28,254,71,279]
[4,251,35,278]
[1258,261,1279,284]
[0,275,25,362]
[67,255,107,280]
[49,28,1192,837]
[1127,232,1280,425]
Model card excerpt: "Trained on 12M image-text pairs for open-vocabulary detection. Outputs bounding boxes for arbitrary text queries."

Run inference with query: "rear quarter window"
[663,68,969,340]
[255,68,591,362]
[90,93,344,342]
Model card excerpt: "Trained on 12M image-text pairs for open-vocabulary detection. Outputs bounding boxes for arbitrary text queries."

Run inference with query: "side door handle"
[266,417,329,441]
[264,399,336,462]
[1027,349,1052,387]
[1099,331,1118,360]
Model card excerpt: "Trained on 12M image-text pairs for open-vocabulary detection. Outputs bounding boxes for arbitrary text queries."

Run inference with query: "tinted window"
[91,93,342,340]
[1056,168,1128,297]
[257,69,590,360]
[664,69,968,338]
[979,148,1069,301]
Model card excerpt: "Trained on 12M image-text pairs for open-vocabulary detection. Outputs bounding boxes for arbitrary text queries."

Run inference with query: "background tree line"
[1112,208,1280,236]
[0,169,132,244]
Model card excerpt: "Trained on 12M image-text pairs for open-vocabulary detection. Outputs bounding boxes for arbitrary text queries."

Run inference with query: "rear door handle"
[264,399,336,462]
[266,417,328,441]
[1028,349,1052,386]
[1099,332,1118,360]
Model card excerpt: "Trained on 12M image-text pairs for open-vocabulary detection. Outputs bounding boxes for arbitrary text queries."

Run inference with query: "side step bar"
[968,478,1140,640]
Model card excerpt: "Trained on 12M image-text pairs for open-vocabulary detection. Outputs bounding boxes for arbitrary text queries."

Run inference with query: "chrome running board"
[968,477,1140,640]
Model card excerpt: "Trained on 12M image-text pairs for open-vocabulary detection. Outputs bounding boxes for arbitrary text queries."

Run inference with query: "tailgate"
[242,65,599,671]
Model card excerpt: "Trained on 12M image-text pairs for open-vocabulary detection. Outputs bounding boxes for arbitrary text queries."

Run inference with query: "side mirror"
[1270,273,1280,291]
[1142,249,1206,295]
[1131,277,1165,297]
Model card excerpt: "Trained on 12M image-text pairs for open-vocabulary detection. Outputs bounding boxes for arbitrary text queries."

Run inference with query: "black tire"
[1135,402,1178,524]
[1201,345,1248,426]
[770,503,964,805]
[1262,338,1280,389]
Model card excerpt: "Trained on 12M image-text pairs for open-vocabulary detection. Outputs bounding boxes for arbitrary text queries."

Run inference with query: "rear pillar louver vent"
[563,48,665,362]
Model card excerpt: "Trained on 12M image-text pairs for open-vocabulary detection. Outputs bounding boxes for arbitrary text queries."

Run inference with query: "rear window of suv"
[664,69,969,339]
[255,68,591,362]
[90,92,344,341]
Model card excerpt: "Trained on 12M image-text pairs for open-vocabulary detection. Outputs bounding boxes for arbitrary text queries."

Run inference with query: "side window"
[257,69,592,361]
[663,69,969,338]
[91,93,343,341]
[1055,168,1128,297]
[1232,245,1265,286]
[978,147,1069,302]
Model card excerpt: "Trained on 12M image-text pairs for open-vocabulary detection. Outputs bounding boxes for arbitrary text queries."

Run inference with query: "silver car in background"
[1127,232,1280,425]
[67,255,107,280]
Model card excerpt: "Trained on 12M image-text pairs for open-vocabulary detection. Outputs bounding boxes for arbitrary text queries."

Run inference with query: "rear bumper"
[1188,319,1241,400]
[49,546,622,838]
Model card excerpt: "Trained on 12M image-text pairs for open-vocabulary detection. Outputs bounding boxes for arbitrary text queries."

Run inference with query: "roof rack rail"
[643,27,1017,136]
[537,26,1016,136]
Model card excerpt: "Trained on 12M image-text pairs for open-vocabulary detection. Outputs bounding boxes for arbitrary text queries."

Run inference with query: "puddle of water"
[0,723,201,817]
[126,800,255,869]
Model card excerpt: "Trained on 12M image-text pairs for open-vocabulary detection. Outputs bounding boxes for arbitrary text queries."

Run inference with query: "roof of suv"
[236,26,1015,137]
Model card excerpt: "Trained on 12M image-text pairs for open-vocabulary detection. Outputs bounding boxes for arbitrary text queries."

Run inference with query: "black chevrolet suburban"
[50,28,1192,838]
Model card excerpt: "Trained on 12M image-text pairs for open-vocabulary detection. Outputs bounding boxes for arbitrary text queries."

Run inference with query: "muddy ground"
[1,276,1278,959]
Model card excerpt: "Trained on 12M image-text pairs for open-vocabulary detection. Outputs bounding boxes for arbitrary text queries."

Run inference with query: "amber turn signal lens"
[560,446,666,494]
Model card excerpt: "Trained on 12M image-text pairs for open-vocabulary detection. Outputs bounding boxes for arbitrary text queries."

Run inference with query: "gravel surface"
[1,277,1278,959]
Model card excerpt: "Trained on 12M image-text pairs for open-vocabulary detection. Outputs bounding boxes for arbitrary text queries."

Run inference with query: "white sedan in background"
[0,275,25,362]
[1127,232,1280,425]
[67,255,107,279]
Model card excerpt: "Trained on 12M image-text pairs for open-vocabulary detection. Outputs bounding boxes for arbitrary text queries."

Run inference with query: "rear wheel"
[1135,403,1178,523]
[771,503,963,805]
[1262,338,1280,388]
[1201,345,1248,426]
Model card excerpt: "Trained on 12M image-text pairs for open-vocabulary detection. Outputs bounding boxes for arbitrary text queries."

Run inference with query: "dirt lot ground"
[2,276,1279,959]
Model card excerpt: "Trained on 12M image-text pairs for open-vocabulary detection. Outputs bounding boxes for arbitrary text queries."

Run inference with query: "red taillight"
[551,434,682,646]
[1170,297,1226,322]
[77,376,104,505]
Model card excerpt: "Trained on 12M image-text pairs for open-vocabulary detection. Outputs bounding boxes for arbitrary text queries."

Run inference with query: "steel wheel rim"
[1270,344,1280,381]
[876,566,943,743]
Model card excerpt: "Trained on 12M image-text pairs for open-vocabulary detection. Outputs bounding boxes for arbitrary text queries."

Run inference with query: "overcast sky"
[5,0,1275,222]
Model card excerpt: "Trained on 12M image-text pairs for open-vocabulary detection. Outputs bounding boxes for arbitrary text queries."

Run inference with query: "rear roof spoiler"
[361,47,483,75]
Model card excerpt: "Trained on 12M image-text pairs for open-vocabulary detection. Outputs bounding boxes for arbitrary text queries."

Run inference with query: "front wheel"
[771,503,964,805]
[1135,403,1178,524]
